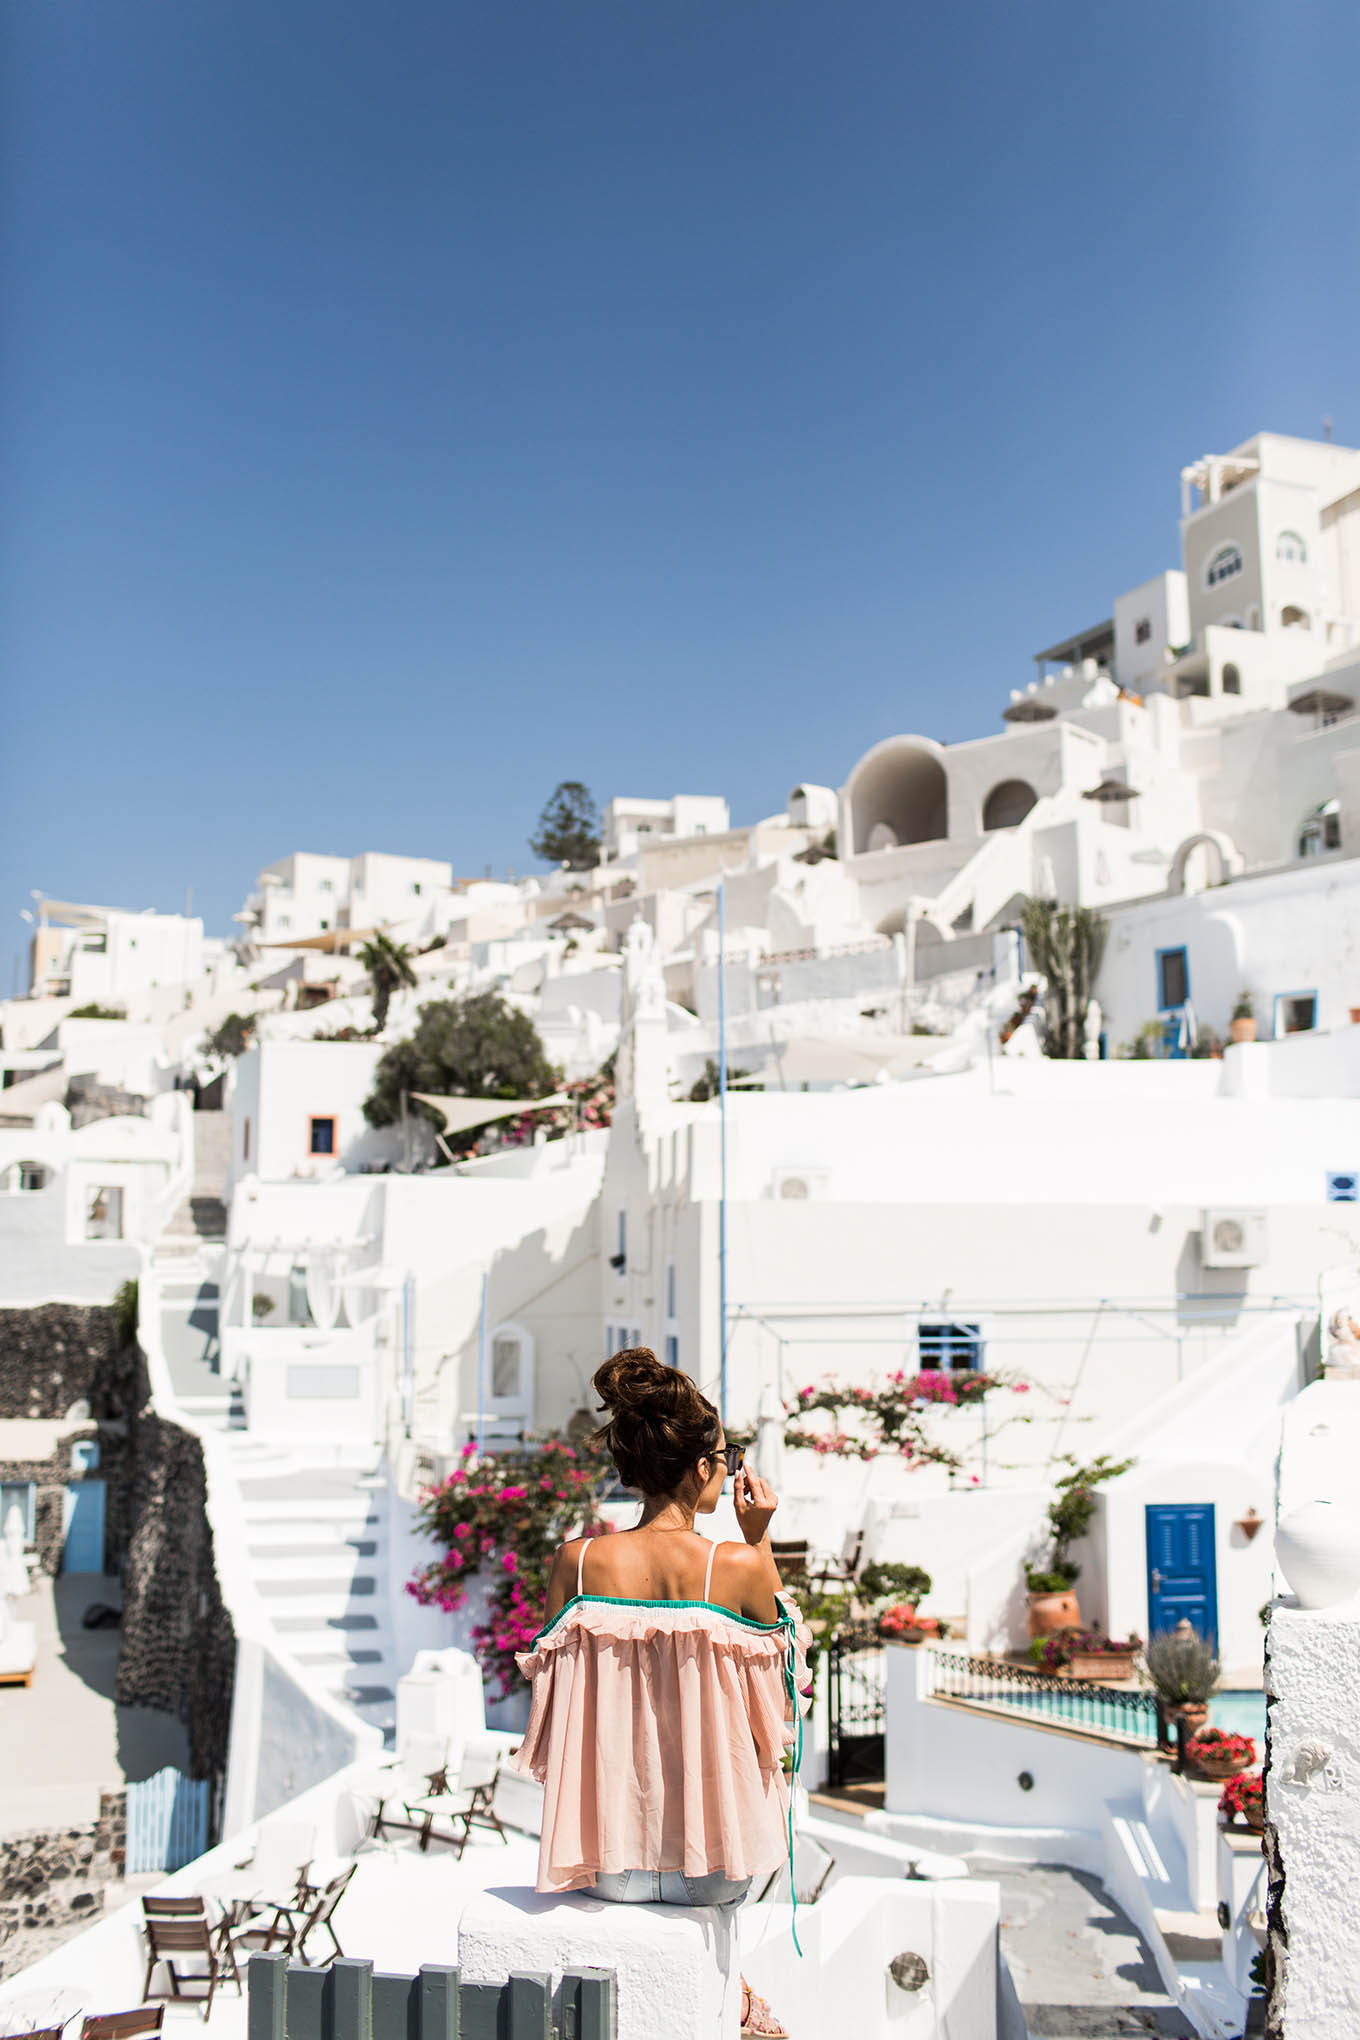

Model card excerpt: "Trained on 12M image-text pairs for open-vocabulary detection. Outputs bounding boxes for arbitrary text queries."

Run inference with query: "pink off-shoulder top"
[513,1539,808,1894]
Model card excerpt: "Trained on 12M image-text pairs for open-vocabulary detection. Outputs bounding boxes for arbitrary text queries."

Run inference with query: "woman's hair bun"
[594,1347,684,1413]
[591,1347,721,1497]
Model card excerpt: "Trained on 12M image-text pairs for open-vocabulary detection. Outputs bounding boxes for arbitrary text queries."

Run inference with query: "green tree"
[1019,898,1108,1059]
[530,781,602,870]
[363,990,559,1129]
[355,931,418,1034]
[205,1012,256,1059]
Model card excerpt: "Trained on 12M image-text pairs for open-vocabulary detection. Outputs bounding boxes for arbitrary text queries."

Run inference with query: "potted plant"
[1187,1726,1256,1780]
[251,1292,276,1324]
[878,1605,950,1645]
[1064,1630,1142,1681]
[1025,1455,1134,1637]
[1219,1770,1265,1834]
[1229,991,1257,1044]
[1145,1625,1221,1753]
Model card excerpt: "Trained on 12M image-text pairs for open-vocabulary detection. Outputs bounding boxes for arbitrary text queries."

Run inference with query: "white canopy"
[410,1091,569,1136]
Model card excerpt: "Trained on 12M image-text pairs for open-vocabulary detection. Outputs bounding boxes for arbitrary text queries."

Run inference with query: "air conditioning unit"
[770,1168,830,1202]
[1201,1208,1268,1269]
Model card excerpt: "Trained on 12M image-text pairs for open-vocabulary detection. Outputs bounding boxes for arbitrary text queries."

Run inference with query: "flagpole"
[718,879,728,1424]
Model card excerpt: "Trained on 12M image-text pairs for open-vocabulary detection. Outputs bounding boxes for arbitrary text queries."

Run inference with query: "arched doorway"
[981,779,1038,831]
[845,739,949,854]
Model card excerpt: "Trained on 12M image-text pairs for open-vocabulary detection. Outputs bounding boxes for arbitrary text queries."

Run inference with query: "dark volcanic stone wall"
[0,1303,128,1420]
[116,1351,236,1779]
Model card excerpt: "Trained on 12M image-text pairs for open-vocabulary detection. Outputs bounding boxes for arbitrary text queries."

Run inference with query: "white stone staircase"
[225,1440,399,1739]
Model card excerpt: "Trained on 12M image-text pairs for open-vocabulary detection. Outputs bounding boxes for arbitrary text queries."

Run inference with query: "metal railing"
[249,1953,617,2040]
[925,1646,1159,1747]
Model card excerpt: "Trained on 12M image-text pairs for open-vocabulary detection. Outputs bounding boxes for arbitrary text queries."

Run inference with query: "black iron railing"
[925,1646,1159,1746]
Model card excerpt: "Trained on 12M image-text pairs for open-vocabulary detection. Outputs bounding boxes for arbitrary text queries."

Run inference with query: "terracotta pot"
[1350,1007,1360,1025]
[1066,1651,1137,1682]
[1026,1590,1081,1638]
[1193,1751,1253,1781]
[1171,1700,1210,1739]
[1229,1017,1258,1043]
[883,1630,925,1646]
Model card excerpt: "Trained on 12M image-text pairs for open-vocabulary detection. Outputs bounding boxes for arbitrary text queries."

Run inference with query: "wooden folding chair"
[231,1863,355,1967]
[140,1900,240,2014]
[83,2007,167,2040]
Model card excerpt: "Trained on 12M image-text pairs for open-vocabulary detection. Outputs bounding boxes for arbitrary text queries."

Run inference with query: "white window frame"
[1205,543,1244,589]
[1276,530,1307,564]
[486,1321,534,1416]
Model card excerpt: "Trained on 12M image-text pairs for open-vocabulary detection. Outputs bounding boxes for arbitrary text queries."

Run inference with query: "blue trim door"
[1145,1503,1218,1641]
[64,1479,106,1574]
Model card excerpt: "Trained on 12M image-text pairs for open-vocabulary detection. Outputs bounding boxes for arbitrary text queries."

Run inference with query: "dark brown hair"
[592,1347,722,1497]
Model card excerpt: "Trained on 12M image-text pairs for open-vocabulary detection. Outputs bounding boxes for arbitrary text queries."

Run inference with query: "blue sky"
[3,2,1358,974]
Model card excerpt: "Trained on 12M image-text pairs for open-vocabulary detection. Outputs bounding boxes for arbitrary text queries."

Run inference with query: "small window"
[0,1481,36,1543]
[1206,543,1243,588]
[86,1186,124,1240]
[1281,604,1310,630]
[1281,993,1317,1035]
[9,1161,50,1193]
[243,1117,251,1163]
[1277,530,1307,564]
[612,1209,627,1272]
[1134,617,1152,645]
[319,878,334,893]
[412,882,423,896]
[319,919,330,932]
[491,1334,522,1399]
[308,1116,337,1156]
[1221,663,1241,695]
[630,1326,641,1348]
[917,1321,983,1372]
[665,1256,677,1321]
[664,1334,679,1368]
[1157,947,1190,1010]
[1298,803,1341,858]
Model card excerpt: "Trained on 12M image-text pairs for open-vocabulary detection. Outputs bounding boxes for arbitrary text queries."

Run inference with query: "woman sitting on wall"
[513,1347,805,2039]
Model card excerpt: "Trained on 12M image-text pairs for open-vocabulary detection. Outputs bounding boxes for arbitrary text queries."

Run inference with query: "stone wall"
[0,1792,126,1978]
[0,1303,131,1421]
[117,1353,236,1779]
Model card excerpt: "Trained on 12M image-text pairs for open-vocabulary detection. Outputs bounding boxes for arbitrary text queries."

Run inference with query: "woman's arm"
[731,1469,784,1623]
[542,1539,582,1623]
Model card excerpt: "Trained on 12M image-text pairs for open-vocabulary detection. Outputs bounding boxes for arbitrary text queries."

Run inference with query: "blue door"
[1146,1503,1218,1641]
[64,1479,106,1574]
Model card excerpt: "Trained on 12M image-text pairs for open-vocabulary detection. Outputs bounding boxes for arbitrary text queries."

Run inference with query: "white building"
[602,794,731,862]
[236,849,455,949]
[0,1092,194,1302]
[26,898,205,1005]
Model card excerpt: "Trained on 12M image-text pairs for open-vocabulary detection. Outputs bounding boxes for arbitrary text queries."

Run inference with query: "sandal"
[741,1978,789,2037]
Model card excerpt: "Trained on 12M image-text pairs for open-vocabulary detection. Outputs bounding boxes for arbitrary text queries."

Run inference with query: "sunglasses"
[718,1444,745,1477]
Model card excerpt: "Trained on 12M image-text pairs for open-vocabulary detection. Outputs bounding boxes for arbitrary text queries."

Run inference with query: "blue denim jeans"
[589,1868,752,1909]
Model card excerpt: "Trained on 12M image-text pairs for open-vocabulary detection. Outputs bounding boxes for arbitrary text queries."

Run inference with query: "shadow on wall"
[482,1210,603,1439]
[53,1573,191,1783]
[1174,1226,1249,1331]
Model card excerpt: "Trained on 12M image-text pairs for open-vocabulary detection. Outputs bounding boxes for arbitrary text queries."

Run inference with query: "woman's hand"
[734,1467,779,1547]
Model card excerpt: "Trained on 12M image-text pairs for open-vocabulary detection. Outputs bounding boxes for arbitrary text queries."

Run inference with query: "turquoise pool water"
[955,1682,1266,1750]
[1209,1690,1267,1747]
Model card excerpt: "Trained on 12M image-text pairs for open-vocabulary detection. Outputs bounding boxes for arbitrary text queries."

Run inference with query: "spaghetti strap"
[576,1538,592,1596]
[703,1538,720,1603]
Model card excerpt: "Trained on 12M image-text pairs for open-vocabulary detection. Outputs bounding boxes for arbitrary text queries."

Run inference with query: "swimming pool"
[1209,1690,1267,1747]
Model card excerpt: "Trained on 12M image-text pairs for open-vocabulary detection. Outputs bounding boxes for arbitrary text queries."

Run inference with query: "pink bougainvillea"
[407,1435,615,1696]
[783,1367,1027,1471]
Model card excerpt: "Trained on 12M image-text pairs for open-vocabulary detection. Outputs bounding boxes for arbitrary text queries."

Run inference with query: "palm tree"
[1018,899,1108,1059]
[356,932,417,1035]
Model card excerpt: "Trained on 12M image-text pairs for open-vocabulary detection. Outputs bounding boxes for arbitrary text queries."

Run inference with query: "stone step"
[254,1585,385,1621]
[239,1498,384,1529]
[248,1549,382,1583]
